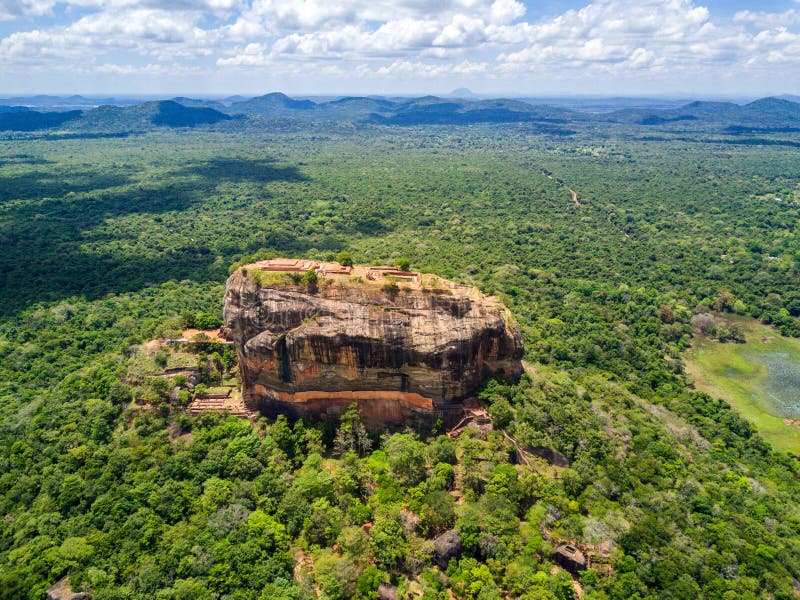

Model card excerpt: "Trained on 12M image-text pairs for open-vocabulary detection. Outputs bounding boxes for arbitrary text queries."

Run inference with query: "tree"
[428,435,457,465]
[356,565,387,599]
[395,257,411,271]
[173,579,213,600]
[270,414,297,461]
[304,498,343,547]
[370,507,409,571]
[420,489,456,534]
[489,397,514,429]
[486,464,522,506]
[195,312,223,329]
[337,525,371,562]
[449,557,500,600]
[690,313,715,335]
[384,433,427,487]
[314,550,359,600]
[333,403,372,457]
[657,305,676,324]
[337,250,354,266]
[302,268,318,292]
[177,389,191,405]
[247,510,289,552]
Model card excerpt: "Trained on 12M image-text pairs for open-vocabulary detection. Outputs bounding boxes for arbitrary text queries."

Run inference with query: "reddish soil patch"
[182,328,231,343]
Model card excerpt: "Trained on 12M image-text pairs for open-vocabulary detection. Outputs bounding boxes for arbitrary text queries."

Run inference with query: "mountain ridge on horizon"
[0,93,797,134]
[0,90,790,106]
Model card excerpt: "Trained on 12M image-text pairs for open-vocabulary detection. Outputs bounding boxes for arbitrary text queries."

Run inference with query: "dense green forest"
[1,114,800,599]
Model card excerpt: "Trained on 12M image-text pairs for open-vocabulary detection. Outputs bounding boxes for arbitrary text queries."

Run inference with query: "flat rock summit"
[223,258,523,427]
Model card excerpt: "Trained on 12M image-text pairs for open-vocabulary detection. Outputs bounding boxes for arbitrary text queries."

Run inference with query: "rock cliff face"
[223,260,523,427]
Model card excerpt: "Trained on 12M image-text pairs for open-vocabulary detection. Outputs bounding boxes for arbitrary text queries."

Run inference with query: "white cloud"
[433,15,488,47]
[249,0,357,31]
[493,0,800,77]
[0,0,56,20]
[0,0,240,20]
[369,18,440,52]
[0,0,799,91]
[217,42,268,66]
[374,58,488,77]
[750,27,800,64]
[489,0,524,25]
[91,61,199,74]
[69,9,198,44]
[734,9,800,29]
[0,6,221,67]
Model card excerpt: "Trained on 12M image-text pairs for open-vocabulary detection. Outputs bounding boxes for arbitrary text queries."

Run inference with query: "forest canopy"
[1,113,799,599]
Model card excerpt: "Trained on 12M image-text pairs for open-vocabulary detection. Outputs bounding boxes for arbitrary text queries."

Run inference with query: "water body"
[685,324,800,452]
[745,349,800,418]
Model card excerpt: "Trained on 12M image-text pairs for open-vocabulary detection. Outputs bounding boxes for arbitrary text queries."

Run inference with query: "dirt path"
[542,169,581,207]
[294,549,321,597]
[539,170,633,237]
[567,187,580,207]
[181,328,233,344]
[146,328,232,347]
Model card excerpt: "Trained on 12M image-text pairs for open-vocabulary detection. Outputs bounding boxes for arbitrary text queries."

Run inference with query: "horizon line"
[1,91,796,101]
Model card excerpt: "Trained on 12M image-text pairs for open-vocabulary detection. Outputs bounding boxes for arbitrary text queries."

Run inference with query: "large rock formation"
[223,259,523,427]
[434,529,463,568]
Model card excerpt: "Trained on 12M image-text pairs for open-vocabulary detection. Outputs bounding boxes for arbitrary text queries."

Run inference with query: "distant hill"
[223,93,581,127]
[314,97,397,121]
[229,92,316,115]
[77,100,233,131]
[741,97,800,119]
[0,93,797,134]
[519,96,694,112]
[327,96,395,110]
[0,95,138,111]
[0,100,233,133]
[610,101,739,125]
[0,106,30,114]
[0,110,82,131]
[610,96,800,129]
[0,94,84,107]
[171,97,228,112]
[151,101,233,127]
[446,88,480,99]
[675,101,742,119]
[368,96,580,128]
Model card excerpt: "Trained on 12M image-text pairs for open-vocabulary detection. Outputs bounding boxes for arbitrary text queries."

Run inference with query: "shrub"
[337,250,354,266]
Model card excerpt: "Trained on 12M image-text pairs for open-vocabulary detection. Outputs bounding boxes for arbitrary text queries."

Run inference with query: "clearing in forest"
[684,317,800,454]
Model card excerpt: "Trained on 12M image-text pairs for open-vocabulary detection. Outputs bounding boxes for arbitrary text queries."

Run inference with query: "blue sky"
[0,0,798,96]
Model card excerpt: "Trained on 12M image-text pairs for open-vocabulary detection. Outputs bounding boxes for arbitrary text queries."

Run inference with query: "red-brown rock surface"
[222,260,523,426]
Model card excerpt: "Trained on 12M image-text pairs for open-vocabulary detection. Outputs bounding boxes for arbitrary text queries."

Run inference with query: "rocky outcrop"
[223,260,523,427]
[46,579,89,600]
[377,584,399,600]
[434,529,463,568]
[553,543,587,574]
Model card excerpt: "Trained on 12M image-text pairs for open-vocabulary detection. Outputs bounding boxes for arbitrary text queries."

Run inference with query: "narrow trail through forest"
[567,187,580,207]
[541,169,633,236]
[541,169,581,207]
